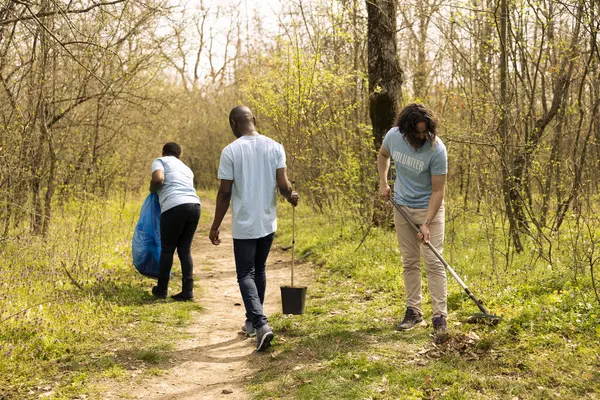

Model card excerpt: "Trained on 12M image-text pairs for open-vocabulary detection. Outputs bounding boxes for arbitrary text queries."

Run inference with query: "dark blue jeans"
[157,203,201,295]
[233,233,275,329]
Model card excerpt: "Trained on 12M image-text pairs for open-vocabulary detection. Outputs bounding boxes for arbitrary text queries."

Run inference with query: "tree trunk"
[366,0,403,226]
[413,4,428,99]
[366,0,403,151]
[498,0,523,252]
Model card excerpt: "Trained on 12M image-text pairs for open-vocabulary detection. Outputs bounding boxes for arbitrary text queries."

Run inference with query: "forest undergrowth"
[0,197,202,400]
[251,200,600,399]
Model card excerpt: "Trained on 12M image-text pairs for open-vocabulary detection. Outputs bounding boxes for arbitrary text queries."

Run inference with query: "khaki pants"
[394,205,447,317]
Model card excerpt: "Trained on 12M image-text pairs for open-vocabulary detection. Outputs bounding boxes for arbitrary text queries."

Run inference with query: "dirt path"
[104,202,310,399]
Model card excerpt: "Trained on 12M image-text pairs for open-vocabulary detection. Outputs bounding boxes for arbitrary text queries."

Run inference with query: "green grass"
[0,195,210,400]
[250,201,600,399]
[4,190,598,399]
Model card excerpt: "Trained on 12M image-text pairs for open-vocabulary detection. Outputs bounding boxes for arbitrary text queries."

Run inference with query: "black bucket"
[280,286,307,315]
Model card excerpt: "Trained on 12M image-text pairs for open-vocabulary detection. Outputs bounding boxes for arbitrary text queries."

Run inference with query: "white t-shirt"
[217,134,286,239]
[152,156,201,213]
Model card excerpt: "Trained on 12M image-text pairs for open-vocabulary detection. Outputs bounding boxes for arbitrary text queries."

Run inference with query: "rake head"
[466,313,503,326]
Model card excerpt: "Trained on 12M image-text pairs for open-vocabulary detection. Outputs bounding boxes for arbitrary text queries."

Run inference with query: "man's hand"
[289,191,299,207]
[209,227,221,245]
[418,224,431,244]
[379,183,391,201]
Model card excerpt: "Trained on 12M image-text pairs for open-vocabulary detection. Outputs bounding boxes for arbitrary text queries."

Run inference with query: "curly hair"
[396,103,438,149]
[162,142,182,158]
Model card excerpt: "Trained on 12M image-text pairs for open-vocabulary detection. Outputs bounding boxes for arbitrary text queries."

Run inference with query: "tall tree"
[366,0,403,150]
[497,0,523,252]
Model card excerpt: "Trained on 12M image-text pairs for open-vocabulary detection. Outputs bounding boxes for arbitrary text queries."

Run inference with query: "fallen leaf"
[222,389,233,394]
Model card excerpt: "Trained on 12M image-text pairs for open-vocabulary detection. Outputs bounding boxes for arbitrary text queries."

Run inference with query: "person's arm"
[276,168,299,206]
[149,169,164,193]
[209,179,233,245]
[418,174,446,243]
[378,146,392,200]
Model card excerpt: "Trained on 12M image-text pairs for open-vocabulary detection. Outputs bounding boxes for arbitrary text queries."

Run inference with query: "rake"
[389,199,502,325]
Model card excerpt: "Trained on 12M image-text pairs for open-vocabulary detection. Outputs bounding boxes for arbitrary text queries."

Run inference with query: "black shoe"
[256,324,274,351]
[396,308,423,331]
[433,315,449,344]
[171,292,193,302]
[151,286,167,299]
[432,315,447,332]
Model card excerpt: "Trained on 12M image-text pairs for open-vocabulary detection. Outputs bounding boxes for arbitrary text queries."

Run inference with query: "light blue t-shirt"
[382,127,448,208]
[217,134,286,240]
[152,156,201,213]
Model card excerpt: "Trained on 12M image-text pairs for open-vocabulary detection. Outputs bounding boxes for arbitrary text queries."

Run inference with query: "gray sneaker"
[396,307,423,331]
[241,320,256,337]
[255,324,274,351]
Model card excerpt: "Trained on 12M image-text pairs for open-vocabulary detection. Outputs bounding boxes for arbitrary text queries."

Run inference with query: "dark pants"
[157,203,201,295]
[233,233,275,329]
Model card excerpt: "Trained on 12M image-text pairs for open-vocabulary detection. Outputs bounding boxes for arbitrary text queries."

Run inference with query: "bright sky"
[161,0,285,83]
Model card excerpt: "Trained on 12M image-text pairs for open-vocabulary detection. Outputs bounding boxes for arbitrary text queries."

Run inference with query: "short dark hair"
[396,103,438,149]
[162,142,182,158]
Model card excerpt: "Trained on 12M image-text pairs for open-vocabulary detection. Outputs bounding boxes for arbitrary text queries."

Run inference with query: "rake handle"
[291,180,296,287]
[389,199,491,316]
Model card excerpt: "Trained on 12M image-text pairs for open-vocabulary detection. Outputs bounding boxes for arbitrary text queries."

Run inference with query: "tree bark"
[497,0,523,252]
[366,0,403,151]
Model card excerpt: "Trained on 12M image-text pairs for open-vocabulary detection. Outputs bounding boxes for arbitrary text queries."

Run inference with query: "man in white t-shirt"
[209,106,299,351]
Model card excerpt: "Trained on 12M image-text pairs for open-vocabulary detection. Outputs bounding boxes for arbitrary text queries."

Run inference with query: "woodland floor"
[101,200,312,400]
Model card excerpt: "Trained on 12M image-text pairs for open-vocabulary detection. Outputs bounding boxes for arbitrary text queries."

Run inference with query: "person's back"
[149,142,201,301]
[220,134,285,239]
[152,156,200,213]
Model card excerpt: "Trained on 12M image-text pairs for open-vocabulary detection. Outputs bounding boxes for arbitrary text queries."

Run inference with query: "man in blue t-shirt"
[377,103,449,333]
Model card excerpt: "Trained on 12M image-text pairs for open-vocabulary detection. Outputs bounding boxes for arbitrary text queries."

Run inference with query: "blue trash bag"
[132,193,161,278]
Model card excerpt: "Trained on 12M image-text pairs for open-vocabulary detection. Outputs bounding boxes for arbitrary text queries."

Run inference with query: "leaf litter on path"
[409,331,491,365]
